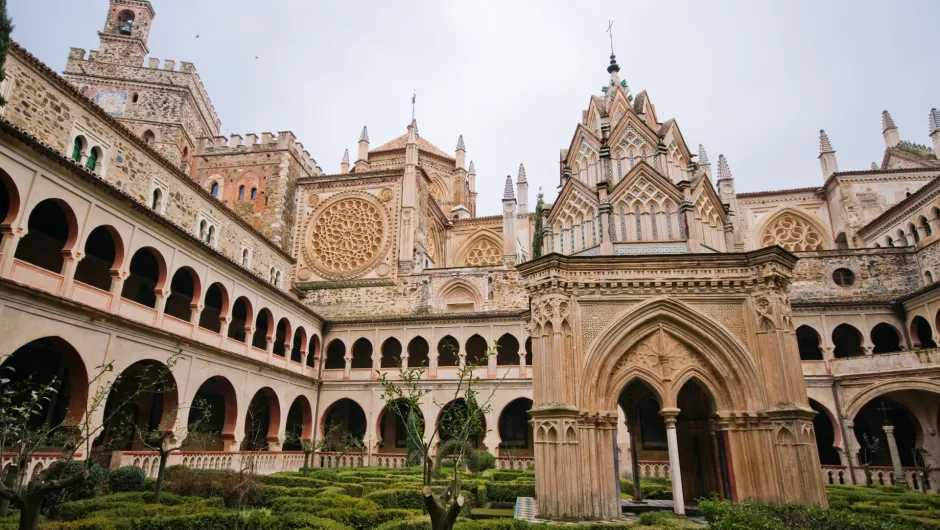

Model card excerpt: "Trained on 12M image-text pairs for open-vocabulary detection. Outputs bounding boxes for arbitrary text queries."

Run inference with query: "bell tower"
[98,0,155,66]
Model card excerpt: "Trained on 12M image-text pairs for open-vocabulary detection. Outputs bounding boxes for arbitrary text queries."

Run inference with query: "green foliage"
[374,516,432,530]
[486,483,534,502]
[314,508,418,530]
[107,466,147,493]
[365,488,426,510]
[532,189,544,259]
[42,461,108,516]
[700,497,940,530]
[470,451,496,473]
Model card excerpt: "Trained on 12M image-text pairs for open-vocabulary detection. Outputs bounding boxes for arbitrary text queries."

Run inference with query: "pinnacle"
[716,154,732,181]
[456,134,466,151]
[930,108,940,134]
[410,119,419,137]
[359,126,369,142]
[698,144,710,165]
[341,149,349,164]
[819,129,834,154]
[503,174,515,199]
[468,160,476,174]
[517,163,527,182]
[871,162,880,170]
[882,110,897,131]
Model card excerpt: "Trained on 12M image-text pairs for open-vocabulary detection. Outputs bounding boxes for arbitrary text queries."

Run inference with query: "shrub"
[108,466,147,493]
[490,471,523,483]
[470,451,496,473]
[315,507,418,530]
[42,460,108,516]
[374,516,431,530]
[365,488,426,510]
[700,498,940,530]
[487,483,535,502]
[636,511,679,526]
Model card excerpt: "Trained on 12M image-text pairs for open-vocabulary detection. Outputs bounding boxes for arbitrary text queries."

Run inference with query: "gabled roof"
[370,132,454,161]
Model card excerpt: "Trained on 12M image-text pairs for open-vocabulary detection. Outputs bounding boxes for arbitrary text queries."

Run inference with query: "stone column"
[0,231,19,279]
[153,289,169,327]
[627,420,644,502]
[108,271,124,312]
[882,425,908,488]
[219,316,231,344]
[244,326,256,356]
[189,303,202,337]
[662,411,685,516]
[58,251,78,297]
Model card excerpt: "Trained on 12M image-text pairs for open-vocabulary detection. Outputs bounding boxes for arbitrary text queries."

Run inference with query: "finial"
[518,163,527,183]
[871,162,879,170]
[359,126,369,142]
[716,154,733,180]
[341,149,349,164]
[411,118,419,137]
[698,144,710,165]
[882,110,897,131]
[930,108,940,134]
[503,175,515,199]
[819,129,834,154]
[456,134,466,151]
[468,161,476,174]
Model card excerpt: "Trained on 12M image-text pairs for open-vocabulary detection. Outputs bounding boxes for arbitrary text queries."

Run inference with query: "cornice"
[326,310,526,327]
[857,173,940,238]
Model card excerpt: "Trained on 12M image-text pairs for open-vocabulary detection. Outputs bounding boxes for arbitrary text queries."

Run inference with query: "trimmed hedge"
[314,508,419,530]
[700,498,940,530]
[365,488,426,510]
[107,466,147,493]
[487,483,535,502]
[262,474,364,497]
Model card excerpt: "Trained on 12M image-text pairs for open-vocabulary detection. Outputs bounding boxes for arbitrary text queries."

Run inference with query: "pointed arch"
[435,278,482,312]
[757,208,831,251]
[582,296,765,413]
[454,230,503,267]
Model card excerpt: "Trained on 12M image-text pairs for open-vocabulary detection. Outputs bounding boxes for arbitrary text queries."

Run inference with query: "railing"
[637,460,671,479]
[828,349,940,377]
[1,452,82,481]
[111,450,306,477]
[373,454,408,468]
[821,464,935,492]
[496,456,534,470]
[315,451,364,468]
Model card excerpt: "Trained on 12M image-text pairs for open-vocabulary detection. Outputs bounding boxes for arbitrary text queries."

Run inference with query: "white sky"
[11,1,940,215]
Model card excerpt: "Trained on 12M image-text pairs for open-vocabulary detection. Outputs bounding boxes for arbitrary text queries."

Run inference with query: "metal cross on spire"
[411,90,416,122]
[876,399,893,426]
[607,20,615,54]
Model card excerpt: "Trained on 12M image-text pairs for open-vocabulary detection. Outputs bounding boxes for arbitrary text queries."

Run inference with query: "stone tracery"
[304,193,390,280]
[760,213,825,251]
[465,238,502,266]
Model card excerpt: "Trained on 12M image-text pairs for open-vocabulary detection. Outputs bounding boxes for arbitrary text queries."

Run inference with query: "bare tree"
[378,342,505,530]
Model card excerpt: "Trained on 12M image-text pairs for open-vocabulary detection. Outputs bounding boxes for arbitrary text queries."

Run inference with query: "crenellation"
[147,57,159,68]
[68,47,85,60]
[245,133,258,146]
[229,133,242,147]
[162,59,175,71]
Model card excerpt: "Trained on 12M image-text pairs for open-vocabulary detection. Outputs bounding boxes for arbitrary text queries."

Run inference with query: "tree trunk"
[423,485,463,530]
[302,451,310,473]
[0,464,17,517]
[18,494,42,530]
[153,452,169,504]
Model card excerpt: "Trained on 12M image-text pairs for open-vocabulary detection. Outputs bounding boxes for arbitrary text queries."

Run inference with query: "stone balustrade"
[496,456,534,470]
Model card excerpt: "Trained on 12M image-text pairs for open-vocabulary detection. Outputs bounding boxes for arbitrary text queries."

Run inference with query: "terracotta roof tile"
[370,132,454,160]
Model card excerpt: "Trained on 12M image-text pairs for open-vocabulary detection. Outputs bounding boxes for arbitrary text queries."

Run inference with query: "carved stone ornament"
[614,325,706,382]
[465,238,502,266]
[306,194,319,208]
[530,294,572,329]
[380,188,393,202]
[760,214,824,251]
[303,191,391,280]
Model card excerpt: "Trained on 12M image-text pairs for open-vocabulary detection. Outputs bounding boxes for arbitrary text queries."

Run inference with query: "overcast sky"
[11,1,940,215]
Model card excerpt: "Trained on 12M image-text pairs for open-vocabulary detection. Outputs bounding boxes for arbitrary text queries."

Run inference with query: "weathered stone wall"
[790,248,920,303]
[3,48,292,283]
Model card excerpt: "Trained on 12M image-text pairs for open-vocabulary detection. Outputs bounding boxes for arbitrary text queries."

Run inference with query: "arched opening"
[164,267,200,321]
[284,396,312,450]
[809,400,841,465]
[210,182,219,198]
[121,247,165,308]
[437,335,460,368]
[910,224,920,244]
[322,398,366,450]
[241,387,280,451]
[75,225,122,291]
[835,232,848,250]
[378,399,424,454]
[1,337,88,428]
[871,323,902,354]
[250,188,257,200]
[272,318,291,357]
[498,398,533,456]
[897,229,908,247]
[408,336,430,367]
[465,334,488,366]
[71,136,86,162]
[198,283,228,333]
[920,216,932,237]
[380,337,402,369]
[887,235,895,247]
[926,271,934,285]
[676,380,720,503]
[238,185,245,201]
[832,323,864,358]
[227,296,251,343]
[439,399,486,448]
[85,146,101,172]
[186,376,237,450]
[854,397,918,467]
[350,338,373,369]
[116,9,135,34]
[15,199,75,273]
[252,308,273,350]
[910,316,936,349]
[95,360,178,451]
[525,337,532,366]
[495,334,520,366]
[141,130,155,145]
[0,170,19,244]
[324,339,346,369]
[307,336,320,368]
[618,379,668,500]
[795,325,823,360]
[151,188,163,211]
[290,327,307,363]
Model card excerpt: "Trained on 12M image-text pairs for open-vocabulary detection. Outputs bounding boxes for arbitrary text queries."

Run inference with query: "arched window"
[911,316,936,349]
[199,220,207,241]
[238,185,245,201]
[324,340,346,369]
[437,336,460,368]
[75,226,120,291]
[227,297,251,343]
[465,334,488,366]
[350,338,373,369]
[831,324,864,358]
[408,336,430,367]
[142,130,155,145]
[835,232,848,250]
[250,188,257,200]
[495,334,520,366]
[272,318,290,357]
[896,229,907,246]
[71,136,85,162]
[665,203,674,239]
[909,223,920,244]
[121,248,163,308]
[920,216,932,237]
[131,92,139,103]
[380,337,402,369]
[795,325,823,360]
[634,204,642,241]
[86,147,100,171]
[241,249,250,267]
[210,182,219,198]
[649,203,658,240]
[165,267,199,321]
[926,271,934,285]
[870,323,901,354]
[252,309,273,350]
[151,188,163,211]
[207,225,216,246]
[886,236,894,247]
[199,283,227,333]
[117,9,135,35]
[15,199,73,274]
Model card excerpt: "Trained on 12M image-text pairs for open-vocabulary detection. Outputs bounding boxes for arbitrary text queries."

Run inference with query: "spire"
[818,129,834,154]
[698,144,710,165]
[930,108,940,135]
[872,162,880,170]
[716,154,733,181]
[517,163,527,183]
[456,134,466,151]
[411,118,419,137]
[607,53,620,74]
[340,148,350,174]
[468,161,476,174]
[882,110,900,148]
[503,175,515,199]
[882,110,897,131]
[341,149,349,164]
[359,126,369,142]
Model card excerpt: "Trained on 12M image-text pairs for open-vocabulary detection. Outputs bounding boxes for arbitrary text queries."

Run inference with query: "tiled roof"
[737,186,823,198]
[370,132,454,160]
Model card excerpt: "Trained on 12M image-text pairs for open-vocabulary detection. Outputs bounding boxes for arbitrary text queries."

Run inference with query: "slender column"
[627,420,644,502]
[189,303,202,337]
[153,289,169,327]
[518,353,527,378]
[58,251,78,297]
[662,412,685,516]
[108,271,124,312]
[882,425,907,488]
[218,316,231,344]
[0,231,18,278]
[244,326,256,356]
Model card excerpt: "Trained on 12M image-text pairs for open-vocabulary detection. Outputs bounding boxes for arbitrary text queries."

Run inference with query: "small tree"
[0,355,180,530]
[912,447,935,492]
[129,398,211,504]
[284,425,316,474]
[532,188,544,259]
[859,433,881,487]
[0,0,13,107]
[378,343,505,530]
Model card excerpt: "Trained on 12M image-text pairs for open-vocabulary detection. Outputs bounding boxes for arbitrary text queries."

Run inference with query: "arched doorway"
[95,360,178,451]
[437,336,460,368]
[910,316,936,349]
[617,379,667,499]
[321,398,366,450]
[14,199,76,274]
[675,380,720,503]
[496,334,520,366]
[186,376,237,450]
[324,340,345,369]
[1,337,88,428]
[381,337,402,369]
[809,400,841,466]
[164,267,200,321]
[121,247,166,308]
[871,323,902,354]
[498,398,533,456]
[408,336,430,368]
[307,336,320,368]
[832,324,864,358]
[74,225,122,291]
[350,338,373,369]
[199,283,228,333]
[795,325,823,360]
[283,396,312,451]
[377,399,425,458]
[241,387,280,451]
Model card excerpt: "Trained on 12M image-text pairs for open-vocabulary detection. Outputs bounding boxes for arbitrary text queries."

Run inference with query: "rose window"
[760,214,824,251]
[305,195,389,279]
[465,239,502,266]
